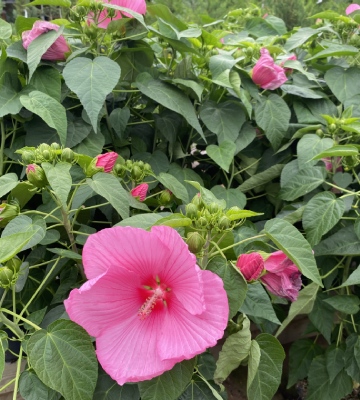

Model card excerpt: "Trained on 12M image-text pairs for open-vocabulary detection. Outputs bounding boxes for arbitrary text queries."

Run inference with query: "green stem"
[0,119,6,177]
[0,312,24,339]
[0,377,16,393]
[201,231,212,269]
[1,309,41,331]
[18,257,61,320]
[12,346,23,400]
[320,256,345,279]
[209,234,266,258]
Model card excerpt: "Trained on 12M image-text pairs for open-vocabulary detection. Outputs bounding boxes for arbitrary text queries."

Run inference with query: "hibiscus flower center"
[138,278,171,320]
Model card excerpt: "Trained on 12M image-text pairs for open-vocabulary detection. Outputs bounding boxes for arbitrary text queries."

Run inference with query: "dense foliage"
[1,1,360,399]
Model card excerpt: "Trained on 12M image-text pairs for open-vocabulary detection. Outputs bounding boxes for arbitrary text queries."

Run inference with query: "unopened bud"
[22,150,36,164]
[26,164,48,188]
[198,216,207,227]
[131,165,143,181]
[191,193,203,209]
[0,202,20,227]
[218,216,231,230]
[329,123,337,132]
[61,148,75,163]
[186,232,205,254]
[0,267,14,288]
[6,257,22,273]
[185,203,198,219]
[208,202,220,214]
[159,190,172,206]
[50,143,61,150]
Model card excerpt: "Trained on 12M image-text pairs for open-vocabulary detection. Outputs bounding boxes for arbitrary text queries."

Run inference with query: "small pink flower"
[90,0,146,29]
[22,21,70,61]
[130,183,148,202]
[95,152,118,173]
[346,4,360,14]
[64,226,228,384]
[252,48,288,90]
[236,253,264,281]
[322,157,343,172]
[261,251,301,302]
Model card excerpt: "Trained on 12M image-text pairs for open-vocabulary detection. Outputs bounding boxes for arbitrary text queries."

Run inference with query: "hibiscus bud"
[22,20,70,61]
[245,47,253,56]
[51,143,61,150]
[61,148,75,163]
[236,253,264,281]
[86,152,118,176]
[131,165,143,181]
[21,150,36,164]
[114,164,126,178]
[218,216,230,230]
[130,183,148,202]
[316,129,324,137]
[6,257,22,273]
[252,48,287,90]
[329,123,337,133]
[198,216,207,227]
[191,193,203,209]
[186,232,205,254]
[159,190,172,206]
[185,203,198,219]
[26,164,48,188]
[0,202,20,227]
[144,163,152,173]
[0,267,14,289]
[208,202,220,214]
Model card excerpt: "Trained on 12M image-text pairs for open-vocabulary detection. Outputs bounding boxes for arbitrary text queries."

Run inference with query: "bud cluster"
[0,256,22,289]
[19,143,75,165]
[0,202,20,228]
[114,160,153,183]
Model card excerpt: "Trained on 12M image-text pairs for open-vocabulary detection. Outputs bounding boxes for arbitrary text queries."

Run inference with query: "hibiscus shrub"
[0,2,360,400]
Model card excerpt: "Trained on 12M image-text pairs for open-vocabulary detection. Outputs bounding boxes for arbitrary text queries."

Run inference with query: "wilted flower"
[261,251,302,302]
[322,157,343,172]
[252,48,288,90]
[130,183,148,202]
[346,4,360,14]
[22,21,70,61]
[65,226,228,384]
[91,0,147,29]
[236,253,264,281]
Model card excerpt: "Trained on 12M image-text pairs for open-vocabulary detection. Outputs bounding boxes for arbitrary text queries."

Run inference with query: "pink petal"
[96,0,146,29]
[151,226,205,315]
[95,152,118,172]
[22,20,59,49]
[236,253,264,281]
[64,268,141,337]
[158,270,228,361]
[95,311,180,385]
[346,4,360,14]
[42,36,70,61]
[264,250,289,273]
[130,183,148,202]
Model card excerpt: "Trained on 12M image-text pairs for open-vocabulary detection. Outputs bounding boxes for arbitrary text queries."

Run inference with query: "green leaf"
[325,67,360,103]
[210,186,246,209]
[209,54,239,88]
[0,84,22,118]
[309,293,334,343]
[19,370,61,400]
[281,84,322,99]
[207,256,247,319]
[314,225,360,256]
[47,248,82,260]
[133,151,169,175]
[178,375,224,400]
[0,19,12,39]
[27,320,98,400]
[0,340,4,381]
[117,212,171,229]
[323,295,360,315]
[28,0,70,5]
[264,219,322,285]
[185,181,226,209]
[200,101,245,143]
[288,339,323,388]
[240,284,280,325]
[138,359,195,400]
[214,316,251,384]
[153,214,192,228]
[109,107,130,139]
[93,368,140,400]
[2,215,46,251]
[303,192,345,246]
[206,141,236,172]
[279,165,327,201]
[307,44,358,61]
[297,134,334,169]
[0,232,37,263]
[63,57,121,132]
[172,78,204,101]
[30,66,62,102]
[86,173,129,219]
[284,27,319,51]
[42,162,72,208]
[255,94,291,150]
[26,27,64,80]
[0,173,18,197]
[326,346,345,384]
[307,355,353,400]
[247,334,285,400]
[135,72,204,140]
[20,91,67,145]
[168,164,203,200]
[341,265,360,287]
[344,334,360,382]
[156,172,189,203]
[312,144,359,159]
[276,282,319,337]
[238,164,285,193]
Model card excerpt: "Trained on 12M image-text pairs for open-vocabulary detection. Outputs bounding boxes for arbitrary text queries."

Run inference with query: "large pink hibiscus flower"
[64,226,228,385]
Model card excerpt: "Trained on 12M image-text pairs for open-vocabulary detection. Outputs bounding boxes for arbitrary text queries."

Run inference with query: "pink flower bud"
[236,253,264,281]
[261,251,302,302]
[22,21,70,61]
[130,183,148,202]
[252,48,288,90]
[95,152,118,173]
[346,4,360,15]
[88,0,147,29]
